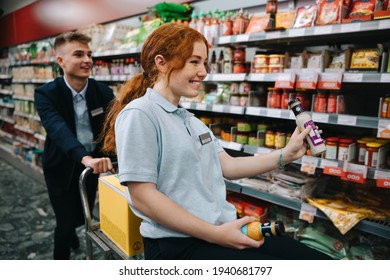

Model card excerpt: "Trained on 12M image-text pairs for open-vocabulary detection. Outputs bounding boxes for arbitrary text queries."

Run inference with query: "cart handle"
[79,162,118,232]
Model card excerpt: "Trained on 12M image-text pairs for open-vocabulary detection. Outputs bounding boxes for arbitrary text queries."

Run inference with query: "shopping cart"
[79,166,144,260]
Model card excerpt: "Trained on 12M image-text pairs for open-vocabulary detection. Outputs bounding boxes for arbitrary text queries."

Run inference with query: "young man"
[34,31,115,259]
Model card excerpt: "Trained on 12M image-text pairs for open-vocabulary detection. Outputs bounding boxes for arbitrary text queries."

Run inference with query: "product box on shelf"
[98,174,143,257]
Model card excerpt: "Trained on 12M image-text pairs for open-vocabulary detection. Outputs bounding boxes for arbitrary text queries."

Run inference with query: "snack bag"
[293,5,317,28]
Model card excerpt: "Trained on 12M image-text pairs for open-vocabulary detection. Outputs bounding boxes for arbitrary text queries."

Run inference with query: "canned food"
[269,66,283,73]
[269,54,285,66]
[252,66,269,73]
[254,54,269,67]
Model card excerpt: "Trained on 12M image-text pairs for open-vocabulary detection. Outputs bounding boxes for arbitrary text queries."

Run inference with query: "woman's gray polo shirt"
[115,88,237,238]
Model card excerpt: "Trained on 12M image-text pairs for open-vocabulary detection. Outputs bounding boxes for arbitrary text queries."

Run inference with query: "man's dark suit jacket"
[34,77,115,196]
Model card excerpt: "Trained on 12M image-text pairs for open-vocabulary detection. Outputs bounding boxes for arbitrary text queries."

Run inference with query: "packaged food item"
[253,54,269,67]
[315,0,346,25]
[348,0,376,20]
[245,14,270,34]
[349,48,380,70]
[328,51,347,69]
[276,11,296,29]
[293,5,317,28]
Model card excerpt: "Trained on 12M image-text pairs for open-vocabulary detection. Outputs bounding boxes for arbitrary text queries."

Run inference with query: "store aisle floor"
[0,158,91,260]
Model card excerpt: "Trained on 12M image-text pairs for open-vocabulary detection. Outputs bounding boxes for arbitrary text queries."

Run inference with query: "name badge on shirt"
[90,107,104,117]
[199,132,212,145]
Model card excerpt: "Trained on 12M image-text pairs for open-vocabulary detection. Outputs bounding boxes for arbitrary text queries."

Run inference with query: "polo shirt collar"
[147,88,194,117]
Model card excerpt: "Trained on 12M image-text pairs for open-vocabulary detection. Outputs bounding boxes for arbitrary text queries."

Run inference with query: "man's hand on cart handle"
[81,156,115,174]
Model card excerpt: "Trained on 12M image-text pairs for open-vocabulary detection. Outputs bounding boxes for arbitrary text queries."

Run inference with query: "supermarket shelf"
[181,100,380,129]
[93,45,143,58]
[225,180,390,239]
[216,18,390,46]
[9,58,56,66]
[0,74,12,80]
[0,89,13,95]
[13,95,34,101]
[12,78,53,84]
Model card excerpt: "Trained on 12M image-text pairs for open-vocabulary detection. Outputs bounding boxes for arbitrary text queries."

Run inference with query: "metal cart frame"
[79,167,143,260]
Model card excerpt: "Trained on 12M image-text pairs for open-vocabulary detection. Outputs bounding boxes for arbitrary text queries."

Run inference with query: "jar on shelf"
[327,91,338,114]
[337,138,354,161]
[233,46,246,62]
[314,92,327,113]
[357,139,369,165]
[257,130,266,147]
[248,132,258,146]
[274,131,286,149]
[265,130,275,148]
[381,94,390,118]
[325,137,339,160]
[233,61,245,73]
[281,89,290,109]
[230,94,241,106]
[365,142,382,167]
[267,88,281,108]
[236,132,249,144]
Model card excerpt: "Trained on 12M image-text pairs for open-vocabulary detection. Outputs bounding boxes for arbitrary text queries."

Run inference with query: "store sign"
[341,162,367,184]
[318,73,343,90]
[296,72,319,89]
[274,72,296,89]
[323,166,344,177]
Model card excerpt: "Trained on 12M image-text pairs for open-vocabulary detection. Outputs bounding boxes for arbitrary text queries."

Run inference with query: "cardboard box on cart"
[98,174,144,256]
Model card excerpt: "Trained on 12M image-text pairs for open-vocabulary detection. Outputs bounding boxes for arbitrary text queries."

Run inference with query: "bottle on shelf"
[288,98,327,156]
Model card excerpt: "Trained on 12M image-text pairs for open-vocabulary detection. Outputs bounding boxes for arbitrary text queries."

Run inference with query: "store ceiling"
[1,0,190,20]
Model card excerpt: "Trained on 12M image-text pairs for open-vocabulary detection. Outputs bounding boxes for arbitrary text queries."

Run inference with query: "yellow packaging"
[98,174,144,256]
[349,48,379,70]
[276,11,295,29]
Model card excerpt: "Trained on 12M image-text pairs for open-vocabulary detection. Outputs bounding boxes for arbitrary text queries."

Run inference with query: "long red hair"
[100,23,209,154]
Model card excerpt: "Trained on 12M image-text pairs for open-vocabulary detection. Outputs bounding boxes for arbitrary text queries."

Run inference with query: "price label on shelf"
[235,34,250,42]
[246,106,261,116]
[265,31,281,40]
[266,108,282,118]
[379,19,390,30]
[288,28,305,37]
[218,36,232,44]
[337,115,357,126]
[312,113,329,124]
[314,25,332,35]
[318,73,343,90]
[320,159,339,169]
[195,103,207,111]
[380,74,390,83]
[229,105,244,114]
[212,104,224,112]
[340,22,361,33]
[299,203,317,223]
[377,119,390,138]
[343,73,363,83]
[300,155,318,175]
